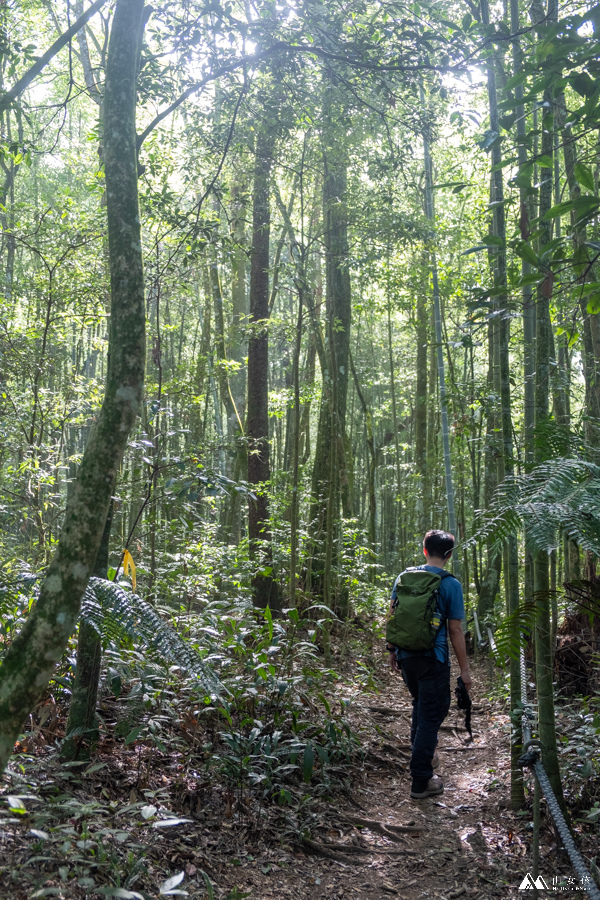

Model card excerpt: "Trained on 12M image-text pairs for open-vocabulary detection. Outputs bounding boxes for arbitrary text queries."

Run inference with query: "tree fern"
[79,578,222,697]
[468,458,600,555]
[3,575,221,698]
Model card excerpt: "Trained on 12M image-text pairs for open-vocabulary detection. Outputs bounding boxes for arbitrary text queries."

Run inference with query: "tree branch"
[137,47,272,149]
[0,0,108,114]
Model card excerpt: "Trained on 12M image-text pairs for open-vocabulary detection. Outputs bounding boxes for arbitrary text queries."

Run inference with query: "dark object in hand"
[455,675,472,737]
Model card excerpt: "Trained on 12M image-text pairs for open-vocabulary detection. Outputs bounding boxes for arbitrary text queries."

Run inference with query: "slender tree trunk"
[483,0,523,807]
[0,0,146,773]
[530,0,566,812]
[414,259,428,532]
[247,126,278,610]
[478,318,502,622]
[350,351,376,553]
[422,86,459,574]
[230,179,248,415]
[289,286,303,605]
[555,93,600,447]
[308,82,353,610]
[387,298,403,556]
[426,307,437,527]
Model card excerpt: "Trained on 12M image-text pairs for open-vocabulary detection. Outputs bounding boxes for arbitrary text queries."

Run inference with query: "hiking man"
[387,529,471,799]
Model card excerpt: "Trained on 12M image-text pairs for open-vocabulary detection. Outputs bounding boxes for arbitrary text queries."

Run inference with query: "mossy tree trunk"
[0,0,146,773]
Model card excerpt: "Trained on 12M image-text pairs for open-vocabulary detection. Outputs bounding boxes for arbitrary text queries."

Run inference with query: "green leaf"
[570,72,596,98]
[124,727,141,745]
[537,154,554,168]
[477,130,500,151]
[79,577,222,698]
[514,242,538,266]
[499,113,517,131]
[7,796,27,814]
[586,294,600,315]
[517,273,542,287]
[579,281,600,297]
[543,200,574,220]
[200,871,215,900]
[573,196,600,215]
[263,605,273,643]
[574,162,595,192]
[504,70,527,91]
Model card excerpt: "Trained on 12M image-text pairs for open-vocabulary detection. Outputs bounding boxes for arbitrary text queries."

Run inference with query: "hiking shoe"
[410,776,444,799]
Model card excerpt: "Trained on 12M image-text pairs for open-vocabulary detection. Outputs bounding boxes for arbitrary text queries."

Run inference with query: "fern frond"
[467,458,600,556]
[492,600,539,660]
[80,578,222,697]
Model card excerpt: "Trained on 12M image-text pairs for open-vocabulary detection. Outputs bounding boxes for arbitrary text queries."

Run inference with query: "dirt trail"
[210,659,578,900]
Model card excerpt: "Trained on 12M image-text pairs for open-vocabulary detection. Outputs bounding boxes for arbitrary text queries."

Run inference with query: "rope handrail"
[518,645,600,900]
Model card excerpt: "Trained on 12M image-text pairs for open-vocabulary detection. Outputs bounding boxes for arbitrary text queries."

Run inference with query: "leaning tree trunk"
[247,124,278,610]
[0,0,146,773]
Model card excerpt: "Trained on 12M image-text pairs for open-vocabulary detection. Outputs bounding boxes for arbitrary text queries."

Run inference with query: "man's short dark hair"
[424,529,455,559]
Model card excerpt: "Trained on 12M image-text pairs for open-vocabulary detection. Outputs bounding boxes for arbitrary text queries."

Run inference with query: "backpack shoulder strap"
[439,571,457,581]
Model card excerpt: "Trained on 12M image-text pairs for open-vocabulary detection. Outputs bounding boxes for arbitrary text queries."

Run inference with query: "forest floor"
[0,654,597,899]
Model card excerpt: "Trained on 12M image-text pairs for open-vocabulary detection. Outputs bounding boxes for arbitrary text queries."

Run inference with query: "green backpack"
[386,568,454,652]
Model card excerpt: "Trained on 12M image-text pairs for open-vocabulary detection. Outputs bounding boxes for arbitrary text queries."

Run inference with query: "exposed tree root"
[343,815,421,838]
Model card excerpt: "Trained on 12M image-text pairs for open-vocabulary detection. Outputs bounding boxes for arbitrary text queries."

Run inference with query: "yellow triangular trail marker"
[122,549,136,592]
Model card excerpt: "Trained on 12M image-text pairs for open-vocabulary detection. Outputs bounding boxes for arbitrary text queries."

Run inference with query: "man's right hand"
[460,668,472,691]
[389,650,398,673]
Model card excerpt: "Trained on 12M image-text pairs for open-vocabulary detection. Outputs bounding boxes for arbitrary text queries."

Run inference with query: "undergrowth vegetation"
[0,572,382,897]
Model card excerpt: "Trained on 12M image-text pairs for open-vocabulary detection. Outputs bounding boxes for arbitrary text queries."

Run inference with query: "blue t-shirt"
[390,564,465,665]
